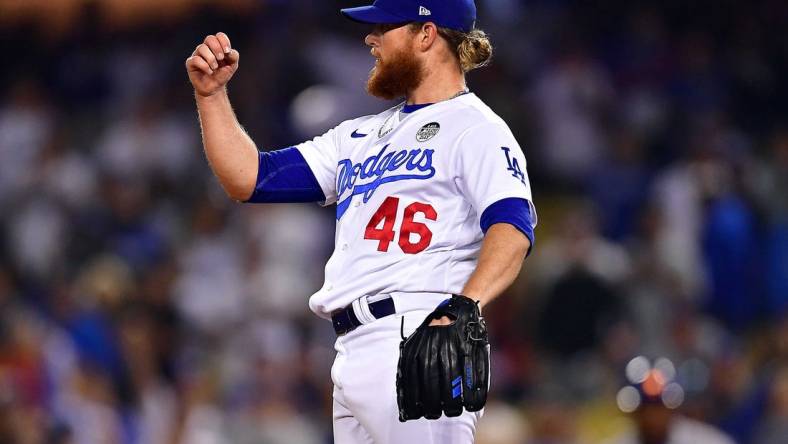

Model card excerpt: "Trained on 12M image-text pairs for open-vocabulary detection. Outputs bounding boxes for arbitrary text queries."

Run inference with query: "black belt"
[332,296,396,335]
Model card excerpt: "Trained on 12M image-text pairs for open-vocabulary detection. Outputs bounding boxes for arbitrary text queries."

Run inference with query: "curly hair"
[408,23,494,73]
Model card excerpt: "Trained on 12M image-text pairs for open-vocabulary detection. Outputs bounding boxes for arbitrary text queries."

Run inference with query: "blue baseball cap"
[341,0,477,33]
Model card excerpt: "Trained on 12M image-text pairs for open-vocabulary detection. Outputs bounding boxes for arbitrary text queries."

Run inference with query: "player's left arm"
[462,222,531,310]
[450,120,537,313]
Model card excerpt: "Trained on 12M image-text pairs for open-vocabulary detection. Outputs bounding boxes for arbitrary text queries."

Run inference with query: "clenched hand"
[185,32,240,98]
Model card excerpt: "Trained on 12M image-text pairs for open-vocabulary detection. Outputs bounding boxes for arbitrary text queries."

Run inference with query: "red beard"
[366,47,425,100]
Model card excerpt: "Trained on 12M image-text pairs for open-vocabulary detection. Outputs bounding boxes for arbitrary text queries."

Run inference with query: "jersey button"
[341,244,348,251]
[354,201,361,207]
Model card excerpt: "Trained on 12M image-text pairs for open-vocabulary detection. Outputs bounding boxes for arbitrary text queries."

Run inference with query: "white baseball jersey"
[295,93,536,318]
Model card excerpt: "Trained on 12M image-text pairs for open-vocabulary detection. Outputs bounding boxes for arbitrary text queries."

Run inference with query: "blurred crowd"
[1,0,787,443]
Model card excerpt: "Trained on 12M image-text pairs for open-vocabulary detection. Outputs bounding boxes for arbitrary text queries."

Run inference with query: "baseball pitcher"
[186,0,536,442]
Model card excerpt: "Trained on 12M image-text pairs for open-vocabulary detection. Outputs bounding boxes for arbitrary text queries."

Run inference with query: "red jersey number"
[364,197,437,254]
[364,196,399,252]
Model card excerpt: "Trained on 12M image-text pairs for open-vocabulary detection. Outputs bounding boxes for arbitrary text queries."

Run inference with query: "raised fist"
[185,32,240,97]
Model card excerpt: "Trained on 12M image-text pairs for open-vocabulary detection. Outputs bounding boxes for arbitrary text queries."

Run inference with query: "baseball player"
[185,0,536,442]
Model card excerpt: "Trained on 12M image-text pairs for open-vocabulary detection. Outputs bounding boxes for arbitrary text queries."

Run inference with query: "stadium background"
[0,0,787,442]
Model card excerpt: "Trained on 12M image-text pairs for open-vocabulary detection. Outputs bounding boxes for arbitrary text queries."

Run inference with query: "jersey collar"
[401,103,434,114]
[400,90,471,114]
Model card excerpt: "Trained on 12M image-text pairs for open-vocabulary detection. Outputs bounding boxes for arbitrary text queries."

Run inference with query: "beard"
[366,47,425,100]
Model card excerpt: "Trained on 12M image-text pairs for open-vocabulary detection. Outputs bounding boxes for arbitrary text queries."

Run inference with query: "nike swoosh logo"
[351,129,369,138]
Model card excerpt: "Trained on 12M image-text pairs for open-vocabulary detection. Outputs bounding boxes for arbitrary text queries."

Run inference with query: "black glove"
[396,294,490,421]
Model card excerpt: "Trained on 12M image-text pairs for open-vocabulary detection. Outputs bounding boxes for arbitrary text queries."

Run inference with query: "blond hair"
[439,27,493,73]
[409,23,494,73]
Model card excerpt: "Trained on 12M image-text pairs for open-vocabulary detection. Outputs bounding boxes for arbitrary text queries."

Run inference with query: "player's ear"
[415,22,439,51]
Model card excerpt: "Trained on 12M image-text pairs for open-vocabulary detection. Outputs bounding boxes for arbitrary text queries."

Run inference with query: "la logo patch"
[416,122,440,142]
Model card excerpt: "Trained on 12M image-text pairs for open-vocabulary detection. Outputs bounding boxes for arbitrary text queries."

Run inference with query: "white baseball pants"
[330,298,481,444]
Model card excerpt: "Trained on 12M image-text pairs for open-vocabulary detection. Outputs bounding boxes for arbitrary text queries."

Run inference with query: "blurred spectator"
[0,80,54,205]
[474,401,531,444]
[751,129,788,314]
[95,97,196,183]
[530,48,614,186]
[752,364,788,444]
[173,200,245,335]
[243,204,332,317]
[610,407,735,444]
[607,358,735,444]
[7,197,68,280]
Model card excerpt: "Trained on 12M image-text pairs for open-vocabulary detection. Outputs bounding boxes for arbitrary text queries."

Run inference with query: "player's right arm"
[186,32,257,201]
[187,33,340,205]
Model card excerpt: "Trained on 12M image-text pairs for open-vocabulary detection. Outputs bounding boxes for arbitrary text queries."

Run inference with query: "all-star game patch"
[416,122,440,142]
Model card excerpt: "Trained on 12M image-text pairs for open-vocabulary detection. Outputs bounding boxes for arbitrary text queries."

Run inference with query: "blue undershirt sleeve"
[480,197,536,256]
[244,147,327,204]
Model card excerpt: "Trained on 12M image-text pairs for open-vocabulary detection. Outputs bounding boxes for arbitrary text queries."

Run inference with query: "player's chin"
[367,64,383,85]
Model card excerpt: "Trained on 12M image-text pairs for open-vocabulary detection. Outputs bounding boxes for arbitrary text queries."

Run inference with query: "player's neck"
[406,66,466,105]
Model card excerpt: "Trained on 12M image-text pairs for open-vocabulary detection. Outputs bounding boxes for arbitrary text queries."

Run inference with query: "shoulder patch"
[416,122,440,142]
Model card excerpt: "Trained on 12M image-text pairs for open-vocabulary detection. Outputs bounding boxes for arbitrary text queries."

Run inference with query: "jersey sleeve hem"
[295,144,337,206]
[480,197,536,256]
[478,191,534,223]
[244,148,327,204]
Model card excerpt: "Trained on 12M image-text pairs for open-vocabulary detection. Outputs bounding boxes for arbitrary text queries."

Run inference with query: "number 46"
[364,196,437,254]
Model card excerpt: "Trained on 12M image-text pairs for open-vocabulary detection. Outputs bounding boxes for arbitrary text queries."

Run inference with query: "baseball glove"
[396,294,490,421]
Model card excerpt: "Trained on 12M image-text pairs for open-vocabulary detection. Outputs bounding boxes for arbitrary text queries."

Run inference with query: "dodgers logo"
[336,144,435,219]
